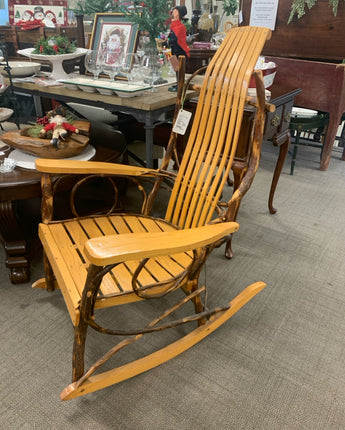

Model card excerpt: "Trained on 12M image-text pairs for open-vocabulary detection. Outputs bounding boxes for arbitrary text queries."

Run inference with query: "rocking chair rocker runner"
[33,26,272,400]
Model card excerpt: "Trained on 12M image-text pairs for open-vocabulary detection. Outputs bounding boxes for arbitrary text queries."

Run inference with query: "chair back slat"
[165,26,271,228]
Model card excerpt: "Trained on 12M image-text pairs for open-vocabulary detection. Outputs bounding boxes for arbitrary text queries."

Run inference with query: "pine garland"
[32,36,76,55]
[289,0,344,22]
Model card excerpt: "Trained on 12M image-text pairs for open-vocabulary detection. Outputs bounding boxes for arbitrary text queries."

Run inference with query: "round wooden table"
[0,143,125,284]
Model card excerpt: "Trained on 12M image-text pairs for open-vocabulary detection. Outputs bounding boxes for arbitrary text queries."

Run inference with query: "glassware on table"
[120,53,141,83]
[84,50,102,80]
[141,52,163,92]
[101,49,125,81]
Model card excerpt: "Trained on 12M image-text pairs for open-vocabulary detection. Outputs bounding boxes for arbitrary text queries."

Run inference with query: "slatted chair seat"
[40,213,193,321]
[33,26,272,400]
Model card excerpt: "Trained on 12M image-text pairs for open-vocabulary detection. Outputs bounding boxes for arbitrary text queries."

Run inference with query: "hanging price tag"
[172,109,192,135]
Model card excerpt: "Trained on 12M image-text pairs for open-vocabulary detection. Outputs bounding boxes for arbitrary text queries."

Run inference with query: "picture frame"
[89,13,139,71]
[8,0,67,25]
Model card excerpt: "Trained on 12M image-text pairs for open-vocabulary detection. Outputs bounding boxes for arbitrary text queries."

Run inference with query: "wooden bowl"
[1,120,91,159]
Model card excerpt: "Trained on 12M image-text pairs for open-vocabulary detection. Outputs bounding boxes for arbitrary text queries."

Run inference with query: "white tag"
[172,110,192,135]
[239,10,243,24]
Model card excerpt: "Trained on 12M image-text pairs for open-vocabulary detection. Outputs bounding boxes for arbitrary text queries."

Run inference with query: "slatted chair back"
[164,26,271,229]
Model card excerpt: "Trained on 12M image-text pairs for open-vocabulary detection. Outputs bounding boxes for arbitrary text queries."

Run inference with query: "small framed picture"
[89,13,139,69]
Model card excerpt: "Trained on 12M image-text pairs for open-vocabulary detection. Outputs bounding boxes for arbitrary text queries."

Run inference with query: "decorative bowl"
[17,48,88,80]
[0,61,41,77]
[1,120,91,159]
[0,107,13,122]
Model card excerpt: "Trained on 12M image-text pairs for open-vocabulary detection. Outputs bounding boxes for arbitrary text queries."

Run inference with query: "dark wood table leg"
[268,129,291,214]
[0,200,30,283]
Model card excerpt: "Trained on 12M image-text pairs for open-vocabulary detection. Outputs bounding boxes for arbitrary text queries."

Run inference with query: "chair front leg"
[43,252,56,292]
[72,264,104,382]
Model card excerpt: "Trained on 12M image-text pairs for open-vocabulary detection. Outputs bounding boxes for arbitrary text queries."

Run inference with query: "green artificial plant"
[121,0,174,43]
[32,36,76,55]
[69,0,116,16]
[288,0,345,22]
[221,0,239,16]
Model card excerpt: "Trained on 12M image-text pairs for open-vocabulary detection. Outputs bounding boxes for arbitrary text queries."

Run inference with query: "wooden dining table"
[8,78,190,168]
[8,78,299,205]
[9,77,300,210]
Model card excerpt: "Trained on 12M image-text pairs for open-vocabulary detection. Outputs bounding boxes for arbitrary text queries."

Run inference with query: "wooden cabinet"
[186,48,217,74]
[241,0,345,61]
[240,0,345,170]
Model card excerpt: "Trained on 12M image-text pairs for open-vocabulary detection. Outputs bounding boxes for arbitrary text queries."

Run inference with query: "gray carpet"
[1,140,345,429]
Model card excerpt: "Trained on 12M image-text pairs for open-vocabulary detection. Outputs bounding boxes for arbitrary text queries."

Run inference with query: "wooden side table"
[265,88,302,213]
[186,49,217,74]
[0,144,124,284]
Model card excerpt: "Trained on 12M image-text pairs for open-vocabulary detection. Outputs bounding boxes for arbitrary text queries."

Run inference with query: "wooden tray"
[1,120,90,159]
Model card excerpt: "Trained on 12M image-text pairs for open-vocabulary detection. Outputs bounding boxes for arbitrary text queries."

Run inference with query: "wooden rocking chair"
[33,26,272,400]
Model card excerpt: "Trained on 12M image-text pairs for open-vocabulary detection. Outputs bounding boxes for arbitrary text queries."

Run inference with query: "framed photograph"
[89,13,139,69]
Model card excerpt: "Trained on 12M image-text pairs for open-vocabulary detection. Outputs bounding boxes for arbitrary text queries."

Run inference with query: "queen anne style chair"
[33,26,272,400]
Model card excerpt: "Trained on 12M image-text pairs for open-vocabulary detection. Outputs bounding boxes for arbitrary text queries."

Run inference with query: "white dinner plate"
[9,144,96,170]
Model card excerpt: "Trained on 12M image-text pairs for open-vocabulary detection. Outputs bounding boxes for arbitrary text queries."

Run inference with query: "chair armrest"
[35,159,157,177]
[84,222,239,266]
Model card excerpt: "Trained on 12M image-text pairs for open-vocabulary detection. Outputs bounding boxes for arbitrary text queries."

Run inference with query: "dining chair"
[33,26,272,400]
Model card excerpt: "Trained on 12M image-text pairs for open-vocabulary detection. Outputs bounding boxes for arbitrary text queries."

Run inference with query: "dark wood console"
[186,48,217,74]
[241,0,345,170]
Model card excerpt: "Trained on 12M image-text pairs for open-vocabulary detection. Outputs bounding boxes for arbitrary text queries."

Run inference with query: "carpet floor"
[1,135,345,429]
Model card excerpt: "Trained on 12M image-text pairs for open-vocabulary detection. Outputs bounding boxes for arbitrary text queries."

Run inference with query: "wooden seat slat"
[38,224,82,322]
[48,222,88,296]
[78,216,158,290]
[61,220,116,296]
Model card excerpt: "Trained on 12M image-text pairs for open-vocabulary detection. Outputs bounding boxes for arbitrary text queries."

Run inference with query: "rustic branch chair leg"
[43,252,56,292]
[225,166,247,259]
[72,317,88,382]
[72,264,104,381]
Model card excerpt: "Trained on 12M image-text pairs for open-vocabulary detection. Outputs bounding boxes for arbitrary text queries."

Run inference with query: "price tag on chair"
[172,109,192,135]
